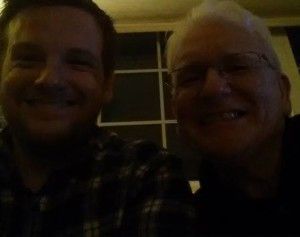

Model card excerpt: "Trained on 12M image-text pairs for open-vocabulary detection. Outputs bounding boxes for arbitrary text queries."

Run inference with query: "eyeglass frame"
[166,51,278,90]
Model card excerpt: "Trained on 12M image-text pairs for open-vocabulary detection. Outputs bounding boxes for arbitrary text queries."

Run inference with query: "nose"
[34,61,66,90]
[199,67,232,97]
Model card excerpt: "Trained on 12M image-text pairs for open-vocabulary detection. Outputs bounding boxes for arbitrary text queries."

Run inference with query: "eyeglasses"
[169,52,276,89]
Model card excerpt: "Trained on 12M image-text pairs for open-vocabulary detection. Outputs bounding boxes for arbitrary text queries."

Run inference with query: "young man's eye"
[68,58,96,71]
[66,49,99,71]
[13,56,42,68]
[71,60,92,66]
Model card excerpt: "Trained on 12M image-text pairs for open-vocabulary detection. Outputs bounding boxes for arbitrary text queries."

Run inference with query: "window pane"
[286,27,300,67]
[286,27,300,72]
[102,73,161,122]
[116,33,157,70]
[107,124,162,146]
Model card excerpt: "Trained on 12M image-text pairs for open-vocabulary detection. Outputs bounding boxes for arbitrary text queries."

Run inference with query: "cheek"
[70,71,102,91]
[71,74,104,107]
[1,68,40,89]
[254,78,282,114]
[174,91,198,122]
[240,74,284,130]
[0,75,29,103]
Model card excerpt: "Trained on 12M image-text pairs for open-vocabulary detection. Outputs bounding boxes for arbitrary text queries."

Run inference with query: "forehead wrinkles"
[176,21,265,66]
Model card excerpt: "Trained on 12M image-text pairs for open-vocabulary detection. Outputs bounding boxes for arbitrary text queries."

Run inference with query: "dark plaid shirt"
[0,127,195,236]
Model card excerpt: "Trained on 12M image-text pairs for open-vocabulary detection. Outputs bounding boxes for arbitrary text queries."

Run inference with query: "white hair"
[166,0,280,76]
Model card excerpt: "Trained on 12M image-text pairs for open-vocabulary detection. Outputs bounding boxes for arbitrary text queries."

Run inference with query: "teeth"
[222,112,238,120]
[201,111,244,124]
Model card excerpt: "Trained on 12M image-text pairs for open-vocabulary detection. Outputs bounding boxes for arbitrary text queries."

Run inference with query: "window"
[286,27,300,73]
[99,32,198,178]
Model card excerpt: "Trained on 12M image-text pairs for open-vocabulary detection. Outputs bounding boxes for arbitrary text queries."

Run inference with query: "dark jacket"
[195,115,300,235]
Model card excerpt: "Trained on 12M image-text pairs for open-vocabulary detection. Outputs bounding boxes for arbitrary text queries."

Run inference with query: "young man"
[0,0,194,235]
[167,0,299,234]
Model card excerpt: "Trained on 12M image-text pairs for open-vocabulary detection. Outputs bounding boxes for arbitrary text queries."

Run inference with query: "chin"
[197,138,256,165]
[190,131,246,158]
[32,129,73,144]
[12,119,92,148]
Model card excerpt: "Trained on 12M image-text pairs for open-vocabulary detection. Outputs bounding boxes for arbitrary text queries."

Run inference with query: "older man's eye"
[177,72,201,87]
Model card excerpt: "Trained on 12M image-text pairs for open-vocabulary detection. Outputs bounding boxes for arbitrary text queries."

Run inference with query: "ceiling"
[0,0,299,30]
[95,0,300,30]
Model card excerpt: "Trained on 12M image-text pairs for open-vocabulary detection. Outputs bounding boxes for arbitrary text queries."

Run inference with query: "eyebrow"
[10,42,44,55]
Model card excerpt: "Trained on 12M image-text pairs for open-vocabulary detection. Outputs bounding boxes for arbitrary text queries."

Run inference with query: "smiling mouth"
[25,98,77,107]
[199,110,247,124]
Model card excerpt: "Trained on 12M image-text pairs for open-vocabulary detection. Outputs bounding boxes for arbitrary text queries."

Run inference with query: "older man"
[0,0,194,235]
[167,0,299,234]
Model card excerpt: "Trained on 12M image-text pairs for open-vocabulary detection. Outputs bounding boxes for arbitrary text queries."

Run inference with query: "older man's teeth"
[222,112,239,120]
[202,111,244,124]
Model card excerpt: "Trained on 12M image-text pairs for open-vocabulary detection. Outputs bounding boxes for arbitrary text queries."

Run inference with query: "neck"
[202,136,283,199]
[13,137,52,193]
[11,135,88,193]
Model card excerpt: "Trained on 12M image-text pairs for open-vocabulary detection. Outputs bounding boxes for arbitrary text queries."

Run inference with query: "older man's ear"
[279,73,291,116]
